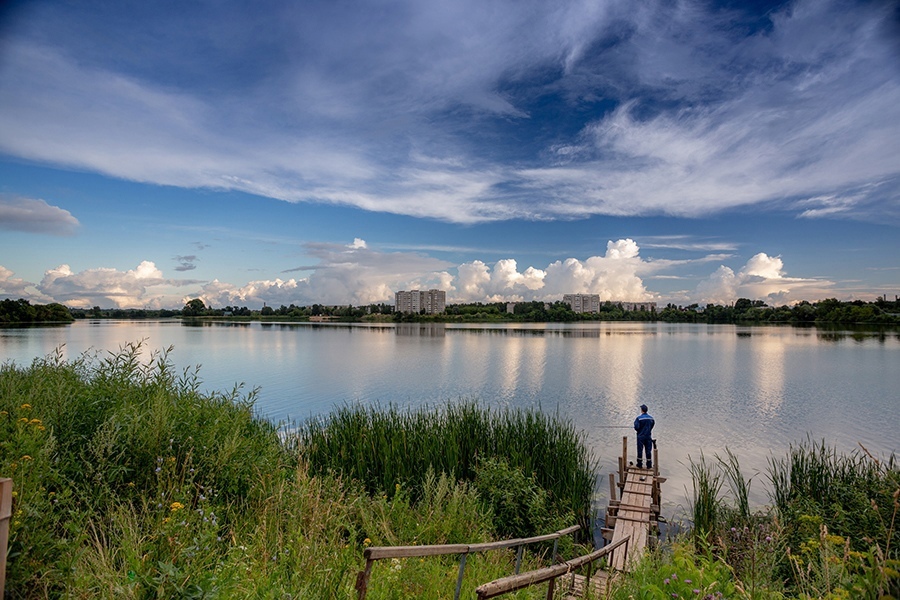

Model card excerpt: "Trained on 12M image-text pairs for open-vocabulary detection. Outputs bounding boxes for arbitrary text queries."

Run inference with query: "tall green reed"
[688,453,723,545]
[294,400,597,533]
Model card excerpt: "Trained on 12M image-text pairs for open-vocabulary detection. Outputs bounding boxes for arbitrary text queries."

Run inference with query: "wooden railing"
[356,524,580,600]
[475,535,630,599]
[1,478,12,598]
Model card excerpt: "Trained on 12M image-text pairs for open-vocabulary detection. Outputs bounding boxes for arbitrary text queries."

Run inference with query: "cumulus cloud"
[0,196,79,235]
[696,253,835,305]
[38,261,176,308]
[191,238,661,307]
[0,266,52,302]
[192,239,454,308]
[1,239,853,308]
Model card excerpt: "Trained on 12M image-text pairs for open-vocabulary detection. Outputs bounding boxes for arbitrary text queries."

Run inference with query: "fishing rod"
[595,425,634,428]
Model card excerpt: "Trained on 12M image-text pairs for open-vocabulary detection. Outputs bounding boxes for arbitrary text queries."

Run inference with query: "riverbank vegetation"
[1,345,591,598]
[610,443,899,599]
[3,344,897,598]
[54,295,900,325]
[0,299,73,324]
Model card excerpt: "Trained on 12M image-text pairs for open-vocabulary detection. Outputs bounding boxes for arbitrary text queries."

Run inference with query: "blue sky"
[1,0,898,309]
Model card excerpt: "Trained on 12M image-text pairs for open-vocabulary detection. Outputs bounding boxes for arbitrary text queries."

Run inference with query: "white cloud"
[37,261,176,308]
[2,238,867,308]
[0,0,894,223]
[0,196,79,235]
[695,253,835,305]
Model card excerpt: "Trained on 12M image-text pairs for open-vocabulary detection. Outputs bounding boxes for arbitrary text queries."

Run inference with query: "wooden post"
[617,457,624,489]
[454,553,467,600]
[545,576,556,600]
[608,472,617,503]
[622,436,628,469]
[653,445,659,478]
[0,479,13,599]
[355,558,375,600]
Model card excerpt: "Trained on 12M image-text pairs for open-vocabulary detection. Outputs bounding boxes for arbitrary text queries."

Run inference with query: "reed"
[294,400,597,533]
[687,453,723,545]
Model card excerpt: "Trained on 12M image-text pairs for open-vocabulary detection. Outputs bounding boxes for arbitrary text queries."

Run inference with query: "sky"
[0,0,898,310]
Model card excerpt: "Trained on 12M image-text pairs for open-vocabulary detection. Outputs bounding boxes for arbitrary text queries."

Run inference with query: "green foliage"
[0,344,589,598]
[296,400,596,536]
[768,438,900,559]
[0,298,73,323]
[473,457,571,540]
[688,453,723,545]
[608,542,742,599]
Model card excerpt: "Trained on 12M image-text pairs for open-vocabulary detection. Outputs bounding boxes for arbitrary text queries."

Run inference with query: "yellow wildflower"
[163,517,170,524]
[0,410,7,416]
[29,419,41,425]
[363,538,371,547]
[19,417,28,423]
[20,403,31,410]
[167,456,176,463]
[21,455,32,461]
[37,425,46,431]
[170,501,185,512]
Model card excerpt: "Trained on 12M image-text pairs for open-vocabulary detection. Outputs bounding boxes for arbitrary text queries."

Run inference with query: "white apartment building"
[395,289,447,314]
[562,294,656,313]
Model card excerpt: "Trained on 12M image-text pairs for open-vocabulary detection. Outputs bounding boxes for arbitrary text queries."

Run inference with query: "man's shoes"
[647,462,653,469]
[636,461,643,468]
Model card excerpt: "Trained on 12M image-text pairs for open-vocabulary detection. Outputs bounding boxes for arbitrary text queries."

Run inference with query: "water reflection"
[752,334,785,415]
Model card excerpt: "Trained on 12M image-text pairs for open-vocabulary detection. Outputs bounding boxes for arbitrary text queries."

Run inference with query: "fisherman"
[633,404,655,469]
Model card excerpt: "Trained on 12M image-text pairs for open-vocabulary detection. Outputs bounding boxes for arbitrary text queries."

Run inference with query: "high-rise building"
[562,294,656,313]
[395,289,446,314]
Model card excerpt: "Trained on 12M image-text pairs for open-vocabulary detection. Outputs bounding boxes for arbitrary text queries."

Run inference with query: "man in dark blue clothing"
[634,404,655,469]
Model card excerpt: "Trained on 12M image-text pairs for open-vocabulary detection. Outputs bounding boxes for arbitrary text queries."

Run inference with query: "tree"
[182,298,206,317]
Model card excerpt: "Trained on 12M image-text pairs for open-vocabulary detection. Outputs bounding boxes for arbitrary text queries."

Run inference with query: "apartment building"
[395,289,447,314]
[562,294,656,313]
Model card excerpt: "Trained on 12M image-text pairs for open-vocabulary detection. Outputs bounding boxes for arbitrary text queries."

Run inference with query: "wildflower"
[163,517,170,524]
[21,455,32,461]
[765,535,772,542]
[168,456,175,463]
[37,425,46,431]
[684,579,692,584]
[170,502,185,512]
[29,418,41,425]
[693,590,700,595]
[0,410,7,415]
[20,403,31,410]
[363,538,371,547]
[19,417,28,423]
[155,467,161,473]
[664,578,670,585]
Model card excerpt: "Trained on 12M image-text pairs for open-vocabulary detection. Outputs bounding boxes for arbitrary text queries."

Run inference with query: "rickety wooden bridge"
[601,436,664,572]
[356,436,664,598]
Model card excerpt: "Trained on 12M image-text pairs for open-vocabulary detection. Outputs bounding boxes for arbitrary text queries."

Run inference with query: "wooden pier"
[357,436,664,598]
[602,436,664,572]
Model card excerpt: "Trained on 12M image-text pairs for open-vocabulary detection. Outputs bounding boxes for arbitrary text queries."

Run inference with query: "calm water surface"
[2,320,898,511]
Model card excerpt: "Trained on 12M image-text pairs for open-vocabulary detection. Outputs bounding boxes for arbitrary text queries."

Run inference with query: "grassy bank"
[1,344,591,598]
[609,443,899,599]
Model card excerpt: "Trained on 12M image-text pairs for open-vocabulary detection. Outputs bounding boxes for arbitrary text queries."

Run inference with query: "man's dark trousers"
[637,437,653,468]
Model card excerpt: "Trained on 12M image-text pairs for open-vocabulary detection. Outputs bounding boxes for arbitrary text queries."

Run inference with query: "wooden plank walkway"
[603,437,664,572]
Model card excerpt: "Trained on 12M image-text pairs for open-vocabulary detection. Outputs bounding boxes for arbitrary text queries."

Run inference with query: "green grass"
[0,343,592,598]
[650,443,900,599]
[294,399,597,536]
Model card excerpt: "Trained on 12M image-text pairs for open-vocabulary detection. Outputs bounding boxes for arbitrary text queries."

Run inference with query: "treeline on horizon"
[2,295,899,325]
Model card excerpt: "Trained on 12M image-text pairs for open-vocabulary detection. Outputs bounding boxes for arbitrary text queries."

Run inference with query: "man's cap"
[640,404,648,412]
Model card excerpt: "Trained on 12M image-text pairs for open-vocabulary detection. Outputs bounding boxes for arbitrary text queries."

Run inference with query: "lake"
[2,319,898,514]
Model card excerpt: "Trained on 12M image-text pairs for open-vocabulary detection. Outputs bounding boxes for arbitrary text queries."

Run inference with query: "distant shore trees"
[0,298,73,323]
